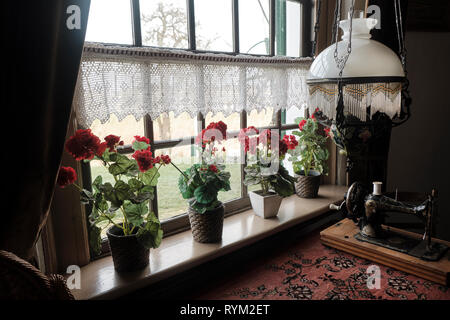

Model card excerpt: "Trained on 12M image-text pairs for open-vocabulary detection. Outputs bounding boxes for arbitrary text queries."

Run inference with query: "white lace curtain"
[73,43,313,128]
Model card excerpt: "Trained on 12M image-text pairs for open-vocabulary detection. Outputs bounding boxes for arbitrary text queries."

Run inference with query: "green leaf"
[132,141,150,151]
[100,183,122,208]
[80,189,94,204]
[243,176,260,186]
[123,202,148,227]
[141,185,155,193]
[142,167,160,186]
[278,164,296,183]
[178,174,194,199]
[194,184,217,204]
[98,182,113,193]
[114,180,131,201]
[108,154,134,176]
[136,212,163,249]
[124,162,139,177]
[89,225,102,257]
[273,175,295,197]
[128,178,143,192]
[217,171,231,182]
[92,175,102,193]
[130,191,153,204]
[108,205,120,213]
[95,196,108,213]
[93,211,117,226]
[221,179,231,191]
[108,152,118,162]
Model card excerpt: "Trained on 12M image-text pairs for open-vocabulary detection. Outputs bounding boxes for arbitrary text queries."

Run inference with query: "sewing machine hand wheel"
[329,182,368,222]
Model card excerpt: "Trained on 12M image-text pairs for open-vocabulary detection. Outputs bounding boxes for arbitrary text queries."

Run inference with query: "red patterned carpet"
[194,231,450,300]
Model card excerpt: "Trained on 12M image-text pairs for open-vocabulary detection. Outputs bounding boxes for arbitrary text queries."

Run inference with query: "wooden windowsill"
[71,184,347,300]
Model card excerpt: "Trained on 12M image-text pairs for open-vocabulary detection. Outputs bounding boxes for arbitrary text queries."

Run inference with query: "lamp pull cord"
[392,0,411,127]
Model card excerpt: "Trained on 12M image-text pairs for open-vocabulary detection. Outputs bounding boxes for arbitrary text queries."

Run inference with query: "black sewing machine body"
[332,182,448,261]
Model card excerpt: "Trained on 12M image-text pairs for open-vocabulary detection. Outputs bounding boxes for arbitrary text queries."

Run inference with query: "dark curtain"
[0,1,90,260]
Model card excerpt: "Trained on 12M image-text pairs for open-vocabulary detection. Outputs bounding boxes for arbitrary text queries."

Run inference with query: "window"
[82,0,313,250]
[194,0,233,51]
[85,0,313,55]
[85,0,133,45]
[140,0,189,48]
[87,108,305,240]
[276,0,314,57]
[239,0,270,54]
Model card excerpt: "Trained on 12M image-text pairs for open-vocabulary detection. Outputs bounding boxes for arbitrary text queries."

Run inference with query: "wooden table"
[320,218,450,286]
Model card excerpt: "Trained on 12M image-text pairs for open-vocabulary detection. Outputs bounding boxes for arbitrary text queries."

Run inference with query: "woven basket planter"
[294,170,321,198]
[188,203,224,243]
[106,224,149,273]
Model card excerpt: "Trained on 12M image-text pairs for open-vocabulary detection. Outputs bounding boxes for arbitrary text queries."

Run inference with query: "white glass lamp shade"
[306,17,405,122]
[308,18,404,82]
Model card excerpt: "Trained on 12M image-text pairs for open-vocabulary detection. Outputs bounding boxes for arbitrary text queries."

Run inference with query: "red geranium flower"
[132,149,154,172]
[207,121,227,141]
[198,121,228,144]
[162,155,171,164]
[65,129,102,160]
[310,107,320,120]
[279,139,288,156]
[238,126,259,154]
[133,135,151,150]
[209,164,218,173]
[134,135,149,144]
[153,154,171,165]
[104,134,122,151]
[324,127,331,137]
[298,119,307,131]
[283,135,298,150]
[96,142,108,157]
[57,166,77,188]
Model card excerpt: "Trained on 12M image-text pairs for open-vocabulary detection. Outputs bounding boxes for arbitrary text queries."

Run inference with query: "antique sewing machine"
[329,181,449,262]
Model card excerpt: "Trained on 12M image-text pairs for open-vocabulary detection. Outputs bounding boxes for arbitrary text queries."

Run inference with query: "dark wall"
[387,31,450,241]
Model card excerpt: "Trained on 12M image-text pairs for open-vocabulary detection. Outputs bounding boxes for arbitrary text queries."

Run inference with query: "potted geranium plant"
[239,127,295,218]
[57,130,165,273]
[287,110,330,198]
[172,121,231,243]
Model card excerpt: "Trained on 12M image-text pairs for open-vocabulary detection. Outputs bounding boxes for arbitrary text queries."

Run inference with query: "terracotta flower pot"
[249,190,283,219]
[294,170,321,198]
[188,203,224,243]
[106,224,149,273]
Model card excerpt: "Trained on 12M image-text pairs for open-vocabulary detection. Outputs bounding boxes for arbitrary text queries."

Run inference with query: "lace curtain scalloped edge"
[73,43,313,128]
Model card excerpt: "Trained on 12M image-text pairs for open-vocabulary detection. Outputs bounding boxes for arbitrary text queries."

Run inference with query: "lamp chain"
[333,0,355,77]
[311,0,322,58]
[393,0,411,127]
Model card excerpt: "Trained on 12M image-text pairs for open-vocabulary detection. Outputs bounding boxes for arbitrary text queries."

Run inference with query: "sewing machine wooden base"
[320,218,450,286]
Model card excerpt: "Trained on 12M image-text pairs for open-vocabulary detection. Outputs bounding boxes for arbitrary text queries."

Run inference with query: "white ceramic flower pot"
[249,190,283,219]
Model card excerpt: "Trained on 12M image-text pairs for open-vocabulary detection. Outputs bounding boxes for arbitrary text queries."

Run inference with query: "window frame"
[80,0,314,257]
[88,0,313,57]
